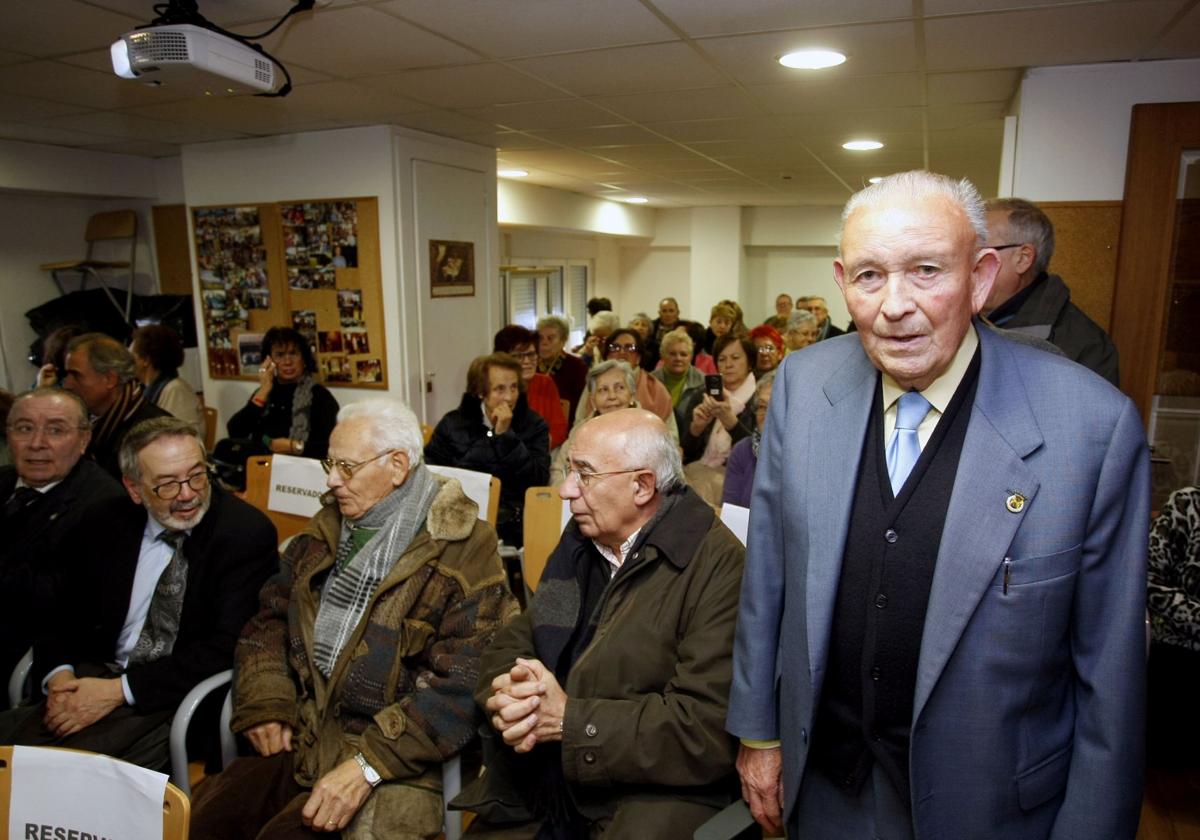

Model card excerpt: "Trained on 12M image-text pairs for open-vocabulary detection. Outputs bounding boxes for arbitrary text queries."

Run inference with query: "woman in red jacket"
[493,325,568,449]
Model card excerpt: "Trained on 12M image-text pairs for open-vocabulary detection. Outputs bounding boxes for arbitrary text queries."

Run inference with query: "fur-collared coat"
[231,476,519,815]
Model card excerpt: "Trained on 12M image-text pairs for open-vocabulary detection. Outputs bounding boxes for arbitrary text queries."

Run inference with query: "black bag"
[211,437,266,491]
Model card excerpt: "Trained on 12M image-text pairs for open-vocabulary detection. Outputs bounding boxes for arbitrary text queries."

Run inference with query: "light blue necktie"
[887,390,932,495]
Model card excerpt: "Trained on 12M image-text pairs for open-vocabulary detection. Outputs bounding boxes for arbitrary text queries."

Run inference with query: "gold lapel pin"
[1005,493,1025,514]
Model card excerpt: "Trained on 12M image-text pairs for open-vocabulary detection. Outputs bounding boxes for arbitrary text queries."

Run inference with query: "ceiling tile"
[1,1,142,57]
[510,43,727,97]
[532,124,662,147]
[696,21,919,86]
[359,63,565,109]
[647,117,787,143]
[747,73,923,114]
[378,0,677,58]
[78,138,184,157]
[0,60,194,110]
[257,5,481,77]
[1144,2,1200,60]
[389,109,498,136]
[41,110,246,144]
[652,0,911,37]
[464,99,617,131]
[0,120,122,147]
[926,69,1022,106]
[923,0,1110,14]
[588,85,764,123]
[924,1,1186,71]
[88,0,345,28]
[0,91,95,121]
[583,143,716,163]
[0,50,33,67]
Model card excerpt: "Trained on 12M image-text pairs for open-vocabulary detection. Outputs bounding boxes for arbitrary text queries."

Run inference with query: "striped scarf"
[311,463,438,677]
[288,374,315,447]
[91,381,148,453]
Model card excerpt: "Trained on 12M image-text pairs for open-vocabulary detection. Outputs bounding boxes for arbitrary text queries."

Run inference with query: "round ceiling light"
[498,169,528,178]
[778,49,846,70]
[843,139,884,151]
[625,196,649,204]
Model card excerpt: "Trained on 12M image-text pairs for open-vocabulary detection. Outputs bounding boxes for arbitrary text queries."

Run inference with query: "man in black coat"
[0,388,130,698]
[63,332,168,480]
[425,352,549,549]
[0,416,278,771]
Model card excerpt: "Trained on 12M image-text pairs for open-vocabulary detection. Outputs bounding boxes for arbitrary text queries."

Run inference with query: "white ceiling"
[2,0,1199,206]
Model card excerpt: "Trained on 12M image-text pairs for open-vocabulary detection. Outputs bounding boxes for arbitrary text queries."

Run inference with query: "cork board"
[1038,201,1122,331]
[193,196,386,388]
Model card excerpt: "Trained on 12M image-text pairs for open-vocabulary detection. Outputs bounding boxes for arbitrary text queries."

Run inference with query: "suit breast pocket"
[993,543,1082,589]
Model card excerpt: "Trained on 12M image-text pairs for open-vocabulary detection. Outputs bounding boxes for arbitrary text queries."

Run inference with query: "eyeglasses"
[607,343,639,354]
[756,346,779,354]
[509,350,538,360]
[990,244,1022,251]
[6,421,88,441]
[151,470,211,500]
[320,449,395,480]
[565,466,646,490]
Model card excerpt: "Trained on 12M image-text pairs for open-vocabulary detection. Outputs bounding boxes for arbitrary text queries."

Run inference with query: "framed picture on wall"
[430,239,475,297]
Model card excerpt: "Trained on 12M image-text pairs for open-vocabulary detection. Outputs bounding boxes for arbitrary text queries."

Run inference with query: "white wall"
[499,179,655,237]
[619,247,692,320]
[744,247,847,330]
[0,139,159,199]
[1014,58,1200,200]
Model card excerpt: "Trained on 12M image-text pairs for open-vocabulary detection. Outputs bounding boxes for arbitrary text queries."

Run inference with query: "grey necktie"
[128,529,189,666]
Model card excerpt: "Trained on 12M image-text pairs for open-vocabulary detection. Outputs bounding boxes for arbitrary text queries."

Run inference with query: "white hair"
[336,399,423,466]
[840,170,988,251]
[622,415,684,493]
[588,310,621,335]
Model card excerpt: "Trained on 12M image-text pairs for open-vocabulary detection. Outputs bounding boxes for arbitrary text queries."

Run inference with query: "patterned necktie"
[4,486,43,520]
[128,529,189,666]
[887,390,932,495]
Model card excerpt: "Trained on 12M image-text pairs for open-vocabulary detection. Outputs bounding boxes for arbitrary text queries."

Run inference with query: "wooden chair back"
[202,406,218,452]
[522,486,568,593]
[0,745,189,839]
[242,455,312,543]
[421,423,433,446]
[85,209,137,242]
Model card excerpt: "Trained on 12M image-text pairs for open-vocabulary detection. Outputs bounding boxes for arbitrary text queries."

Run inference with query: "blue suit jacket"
[727,321,1148,839]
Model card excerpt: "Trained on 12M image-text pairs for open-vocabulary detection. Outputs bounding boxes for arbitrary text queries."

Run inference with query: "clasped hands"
[243,720,371,834]
[44,671,125,737]
[691,393,737,433]
[484,657,566,753]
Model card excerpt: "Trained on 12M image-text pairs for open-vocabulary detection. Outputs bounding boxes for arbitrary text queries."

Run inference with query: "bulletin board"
[193,196,386,388]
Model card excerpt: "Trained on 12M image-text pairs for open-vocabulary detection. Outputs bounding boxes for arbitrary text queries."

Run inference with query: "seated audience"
[0,417,276,770]
[0,388,128,696]
[577,310,620,367]
[721,372,774,509]
[226,326,339,460]
[551,360,661,485]
[425,353,549,548]
[652,328,705,415]
[130,324,203,434]
[783,308,819,352]
[679,335,757,506]
[627,312,659,371]
[798,294,843,340]
[457,409,744,838]
[652,297,681,344]
[191,399,518,840]
[34,324,88,388]
[494,325,567,449]
[63,332,169,480]
[537,315,588,419]
[577,328,672,424]
[702,302,738,355]
[682,320,717,374]
[1147,486,1200,767]
[749,324,784,375]
[763,293,792,331]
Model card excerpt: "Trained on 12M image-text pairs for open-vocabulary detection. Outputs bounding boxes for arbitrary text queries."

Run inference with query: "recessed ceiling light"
[843,139,884,151]
[868,177,883,184]
[498,169,528,178]
[778,49,846,70]
[625,196,649,204]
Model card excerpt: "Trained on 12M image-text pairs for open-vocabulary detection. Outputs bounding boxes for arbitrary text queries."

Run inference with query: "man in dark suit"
[802,295,845,340]
[63,332,168,480]
[0,388,129,696]
[0,416,277,771]
[728,171,1148,839]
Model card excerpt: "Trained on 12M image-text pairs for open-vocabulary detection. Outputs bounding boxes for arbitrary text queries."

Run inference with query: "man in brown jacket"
[457,409,745,838]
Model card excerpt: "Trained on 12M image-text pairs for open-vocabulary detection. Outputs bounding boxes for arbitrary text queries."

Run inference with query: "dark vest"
[810,350,981,808]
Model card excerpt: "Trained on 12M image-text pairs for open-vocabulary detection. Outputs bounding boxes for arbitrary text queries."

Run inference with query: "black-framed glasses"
[151,470,211,500]
[990,243,1022,251]
[565,466,646,490]
[320,449,395,480]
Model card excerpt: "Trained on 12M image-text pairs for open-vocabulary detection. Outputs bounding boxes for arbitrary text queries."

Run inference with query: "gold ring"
[327,820,337,827]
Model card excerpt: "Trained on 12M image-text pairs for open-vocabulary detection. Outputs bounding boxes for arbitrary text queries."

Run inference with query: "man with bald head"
[63,332,168,479]
[0,388,128,697]
[460,409,745,838]
[730,171,1148,839]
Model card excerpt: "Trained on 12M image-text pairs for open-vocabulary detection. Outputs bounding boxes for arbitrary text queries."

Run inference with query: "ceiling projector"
[110,23,284,95]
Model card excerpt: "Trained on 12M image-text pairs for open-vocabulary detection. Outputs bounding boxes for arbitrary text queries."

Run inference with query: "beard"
[150,489,211,531]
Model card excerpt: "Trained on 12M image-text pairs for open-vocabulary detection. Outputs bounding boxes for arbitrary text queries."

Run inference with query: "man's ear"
[969,249,1001,315]
[123,475,144,506]
[390,450,411,487]
[1015,244,1037,274]
[833,258,847,294]
[633,470,657,505]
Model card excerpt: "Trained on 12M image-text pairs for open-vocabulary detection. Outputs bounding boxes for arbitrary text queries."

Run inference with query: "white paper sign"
[426,465,492,521]
[560,499,572,534]
[720,503,750,546]
[267,453,327,517]
[9,745,167,840]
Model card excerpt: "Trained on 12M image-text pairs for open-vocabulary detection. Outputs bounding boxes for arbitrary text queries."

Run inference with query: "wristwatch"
[354,752,382,787]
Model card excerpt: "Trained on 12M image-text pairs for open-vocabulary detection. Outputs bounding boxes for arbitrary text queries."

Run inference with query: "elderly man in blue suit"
[728,170,1149,839]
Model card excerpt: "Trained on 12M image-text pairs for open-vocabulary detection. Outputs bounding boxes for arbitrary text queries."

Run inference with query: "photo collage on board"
[280,200,381,385]
[195,206,268,378]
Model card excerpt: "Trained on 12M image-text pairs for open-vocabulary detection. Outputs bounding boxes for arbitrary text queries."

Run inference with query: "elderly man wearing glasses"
[456,408,745,838]
[0,415,277,770]
[192,399,518,840]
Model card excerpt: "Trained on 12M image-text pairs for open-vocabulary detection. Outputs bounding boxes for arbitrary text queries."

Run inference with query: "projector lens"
[111,39,136,79]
